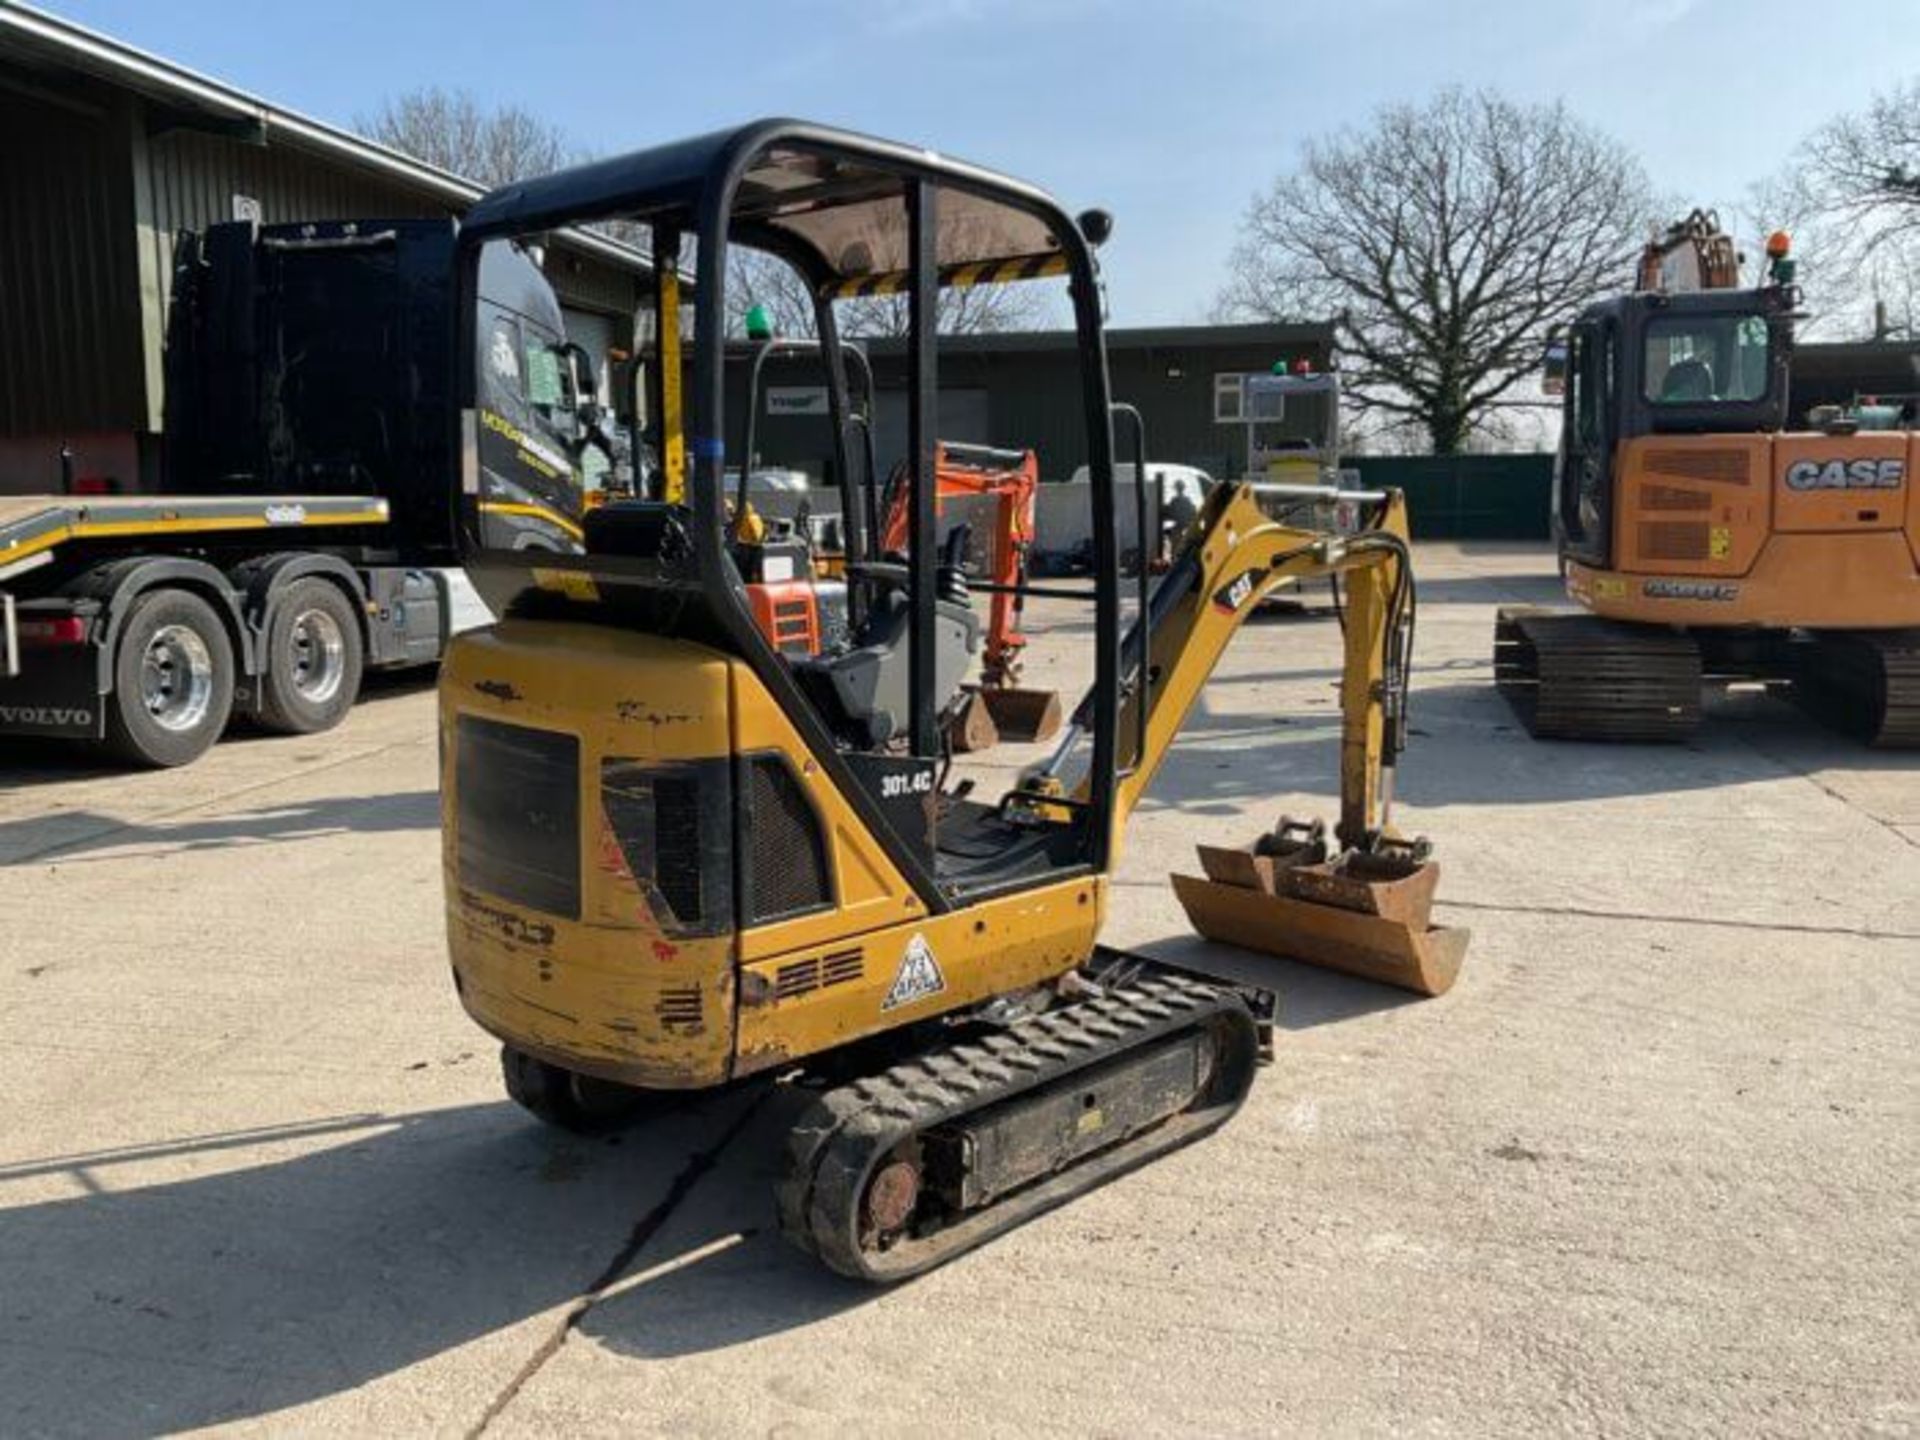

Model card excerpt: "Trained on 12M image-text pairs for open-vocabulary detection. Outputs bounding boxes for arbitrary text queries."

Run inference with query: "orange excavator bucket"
[1173,820,1468,998]
[976,684,1063,745]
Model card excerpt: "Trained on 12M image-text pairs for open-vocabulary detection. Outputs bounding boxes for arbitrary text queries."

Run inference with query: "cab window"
[1643,314,1768,405]
[486,315,527,415]
[525,341,565,409]
[1568,324,1606,449]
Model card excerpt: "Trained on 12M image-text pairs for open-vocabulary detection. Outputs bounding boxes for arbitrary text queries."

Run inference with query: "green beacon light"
[744,303,775,341]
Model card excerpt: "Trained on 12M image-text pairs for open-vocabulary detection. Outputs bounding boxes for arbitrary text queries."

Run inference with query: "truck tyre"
[103,588,236,768]
[256,578,364,735]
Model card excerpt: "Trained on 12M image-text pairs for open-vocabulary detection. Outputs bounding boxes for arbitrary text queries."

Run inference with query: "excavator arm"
[1039,480,1413,858]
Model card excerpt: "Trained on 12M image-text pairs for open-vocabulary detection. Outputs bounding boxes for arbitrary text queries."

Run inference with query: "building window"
[1213,372,1245,423]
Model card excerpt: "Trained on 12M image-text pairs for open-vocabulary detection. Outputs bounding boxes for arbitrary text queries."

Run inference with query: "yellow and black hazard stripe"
[826,252,1070,301]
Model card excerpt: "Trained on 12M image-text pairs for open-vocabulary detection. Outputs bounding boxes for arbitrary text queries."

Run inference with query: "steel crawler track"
[776,967,1260,1282]
[1494,607,1702,742]
[1794,629,1920,748]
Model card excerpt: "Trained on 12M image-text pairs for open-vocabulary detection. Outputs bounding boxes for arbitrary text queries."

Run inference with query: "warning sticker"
[882,934,946,1011]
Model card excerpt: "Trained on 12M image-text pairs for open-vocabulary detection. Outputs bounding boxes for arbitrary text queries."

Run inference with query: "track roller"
[776,967,1260,1282]
[1494,607,1702,741]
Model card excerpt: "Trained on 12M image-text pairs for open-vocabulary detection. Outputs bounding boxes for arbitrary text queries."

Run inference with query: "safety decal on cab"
[882,933,946,1010]
[1212,568,1262,615]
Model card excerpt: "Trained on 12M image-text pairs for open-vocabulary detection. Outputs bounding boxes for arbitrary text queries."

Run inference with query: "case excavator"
[439,120,1454,1281]
[1499,214,1920,745]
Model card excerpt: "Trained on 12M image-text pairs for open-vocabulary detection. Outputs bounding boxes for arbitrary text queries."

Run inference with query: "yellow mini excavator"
[439,120,1444,1280]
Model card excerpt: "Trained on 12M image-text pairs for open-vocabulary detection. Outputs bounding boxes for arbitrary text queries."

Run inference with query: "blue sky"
[41,0,1920,325]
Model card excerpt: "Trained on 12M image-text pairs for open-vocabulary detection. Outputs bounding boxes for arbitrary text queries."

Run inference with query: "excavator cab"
[1554,287,1792,570]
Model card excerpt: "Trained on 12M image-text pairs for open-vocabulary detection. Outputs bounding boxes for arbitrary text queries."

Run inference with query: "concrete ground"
[1,543,1914,1438]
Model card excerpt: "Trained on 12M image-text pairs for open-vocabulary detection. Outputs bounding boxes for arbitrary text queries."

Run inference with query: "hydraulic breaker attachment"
[1174,824,1467,998]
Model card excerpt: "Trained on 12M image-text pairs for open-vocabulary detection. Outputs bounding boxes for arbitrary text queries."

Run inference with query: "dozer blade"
[1172,872,1468,998]
[977,685,1063,744]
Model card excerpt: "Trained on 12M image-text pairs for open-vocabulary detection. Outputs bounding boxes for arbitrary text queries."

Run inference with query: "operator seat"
[796,548,981,749]
[1660,358,1715,403]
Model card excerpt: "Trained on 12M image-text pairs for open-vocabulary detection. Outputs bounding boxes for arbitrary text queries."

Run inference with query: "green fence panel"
[1349,454,1553,540]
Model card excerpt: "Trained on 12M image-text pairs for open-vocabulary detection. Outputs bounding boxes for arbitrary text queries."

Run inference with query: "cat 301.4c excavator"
[440,120,1439,1281]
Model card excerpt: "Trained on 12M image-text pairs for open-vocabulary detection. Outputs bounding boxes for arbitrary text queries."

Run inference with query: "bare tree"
[1757,79,1920,339]
[725,206,1048,340]
[361,91,1045,340]
[1216,88,1654,454]
[357,87,576,188]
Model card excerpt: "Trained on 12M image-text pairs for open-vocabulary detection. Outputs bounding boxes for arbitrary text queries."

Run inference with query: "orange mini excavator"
[878,440,1063,749]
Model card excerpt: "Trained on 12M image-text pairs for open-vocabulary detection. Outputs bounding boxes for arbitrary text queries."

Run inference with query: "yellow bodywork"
[441,480,1407,1092]
[442,620,1104,1088]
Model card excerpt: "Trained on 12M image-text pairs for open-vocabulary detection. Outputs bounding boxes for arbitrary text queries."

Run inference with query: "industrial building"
[734,322,1336,486]
[0,4,1335,505]
[0,3,651,496]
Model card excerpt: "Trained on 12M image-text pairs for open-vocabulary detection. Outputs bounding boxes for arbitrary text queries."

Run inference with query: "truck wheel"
[501,1045,659,1133]
[256,578,364,735]
[104,588,236,768]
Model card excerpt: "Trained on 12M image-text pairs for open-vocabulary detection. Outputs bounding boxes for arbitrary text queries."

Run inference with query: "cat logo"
[882,933,945,1010]
[1212,569,1259,615]
[1784,457,1904,491]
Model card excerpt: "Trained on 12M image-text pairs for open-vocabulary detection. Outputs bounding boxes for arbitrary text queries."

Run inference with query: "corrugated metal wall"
[1349,454,1553,540]
[0,79,143,434]
[1,66,650,494]
[137,126,452,429]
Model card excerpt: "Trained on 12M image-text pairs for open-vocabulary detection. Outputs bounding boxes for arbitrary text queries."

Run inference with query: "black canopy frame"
[453,119,1125,909]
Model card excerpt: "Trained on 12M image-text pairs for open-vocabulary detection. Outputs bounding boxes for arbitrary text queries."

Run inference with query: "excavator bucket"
[1173,824,1467,998]
[976,685,1064,745]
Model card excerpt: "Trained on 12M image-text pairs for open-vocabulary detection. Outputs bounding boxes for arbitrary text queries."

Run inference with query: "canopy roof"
[463,119,1076,287]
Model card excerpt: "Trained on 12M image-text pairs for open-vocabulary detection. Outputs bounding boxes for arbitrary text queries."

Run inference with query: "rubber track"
[776,972,1255,1282]
[1495,607,1701,742]
[1795,629,1920,748]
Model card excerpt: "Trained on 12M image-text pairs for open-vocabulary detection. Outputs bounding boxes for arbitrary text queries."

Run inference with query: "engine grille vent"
[772,947,865,1001]
[457,716,581,919]
[1645,448,1750,486]
[655,985,704,1035]
[1641,483,1713,513]
[742,754,832,922]
[1638,520,1712,561]
[600,758,732,937]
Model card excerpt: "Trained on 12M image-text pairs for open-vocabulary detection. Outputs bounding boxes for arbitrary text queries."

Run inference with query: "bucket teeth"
[1176,830,1467,997]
